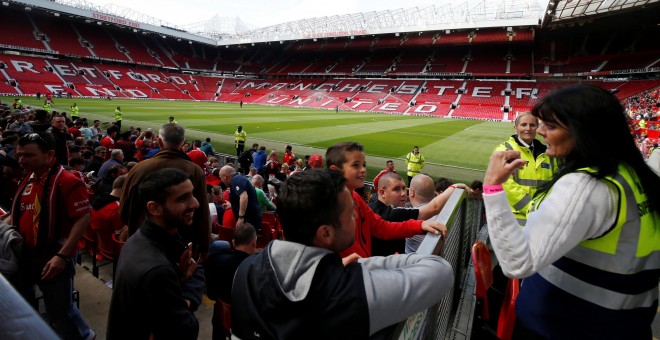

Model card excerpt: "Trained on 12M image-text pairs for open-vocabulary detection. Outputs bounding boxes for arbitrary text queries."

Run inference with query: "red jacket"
[187,149,208,170]
[340,191,421,258]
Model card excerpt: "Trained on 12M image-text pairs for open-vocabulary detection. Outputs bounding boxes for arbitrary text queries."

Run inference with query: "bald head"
[409,174,435,206]
[219,165,237,186]
[251,174,264,188]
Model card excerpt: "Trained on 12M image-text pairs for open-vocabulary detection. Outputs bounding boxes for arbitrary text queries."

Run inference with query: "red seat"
[472,241,493,320]
[257,222,276,248]
[79,224,100,276]
[216,223,236,243]
[497,278,520,340]
[213,299,232,338]
[262,212,284,239]
[471,241,520,340]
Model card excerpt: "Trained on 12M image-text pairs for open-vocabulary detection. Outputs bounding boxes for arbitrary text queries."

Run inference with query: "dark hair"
[435,177,453,193]
[107,164,123,177]
[325,142,363,168]
[234,223,257,246]
[532,84,660,212]
[69,157,85,167]
[107,126,119,135]
[193,139,202,148]
[277,170,346,245]
[138,168,189,206]
[113,174,126,190]
[18,132,55,152]
[82,150,94,159]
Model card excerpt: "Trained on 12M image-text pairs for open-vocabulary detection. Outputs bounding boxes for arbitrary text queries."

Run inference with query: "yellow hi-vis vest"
[234,130,247,147]
[523,164,659,327]
[71,105,79,118]
[114,109,122,121]
[405,152,425,177]
[494,137,554,226]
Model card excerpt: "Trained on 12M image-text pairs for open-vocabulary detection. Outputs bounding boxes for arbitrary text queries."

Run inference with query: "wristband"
[483,184,504,194]
[238,215,245,219]
[55,253,69,261]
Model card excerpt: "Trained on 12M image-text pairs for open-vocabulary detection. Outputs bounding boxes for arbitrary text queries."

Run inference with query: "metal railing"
[390,189,485,340]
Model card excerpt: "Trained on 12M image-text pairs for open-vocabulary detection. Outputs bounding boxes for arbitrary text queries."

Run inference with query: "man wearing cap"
[234,125,247,156]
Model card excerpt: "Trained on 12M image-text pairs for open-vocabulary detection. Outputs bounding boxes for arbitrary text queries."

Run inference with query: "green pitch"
[4,96,517,183]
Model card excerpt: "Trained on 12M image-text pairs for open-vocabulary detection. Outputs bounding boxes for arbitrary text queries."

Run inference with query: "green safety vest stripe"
[531,164,660,310]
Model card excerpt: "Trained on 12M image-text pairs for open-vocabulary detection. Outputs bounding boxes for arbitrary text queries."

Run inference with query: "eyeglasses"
[21,133,47,144]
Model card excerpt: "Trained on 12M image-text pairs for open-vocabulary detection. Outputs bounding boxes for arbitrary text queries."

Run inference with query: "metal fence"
[390,190,485,340]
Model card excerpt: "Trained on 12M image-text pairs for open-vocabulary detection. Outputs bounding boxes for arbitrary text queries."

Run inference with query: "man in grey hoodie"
[231,169,454,339]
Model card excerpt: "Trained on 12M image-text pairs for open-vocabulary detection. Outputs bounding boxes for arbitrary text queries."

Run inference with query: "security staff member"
[234,125,247,157]
[114,106,123,132]
[405,146,425,185]
[493,112,554,226]
[71,103,80,119]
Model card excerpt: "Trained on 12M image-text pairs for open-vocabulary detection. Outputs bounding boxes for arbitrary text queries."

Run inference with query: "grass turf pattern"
[4,96,517,183]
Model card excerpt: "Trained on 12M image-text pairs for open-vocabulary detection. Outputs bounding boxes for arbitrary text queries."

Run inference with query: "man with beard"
[231,170,454,339]
[107,168,202,340]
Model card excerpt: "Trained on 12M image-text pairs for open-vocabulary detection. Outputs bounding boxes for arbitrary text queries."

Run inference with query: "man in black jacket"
[107,168,203,340]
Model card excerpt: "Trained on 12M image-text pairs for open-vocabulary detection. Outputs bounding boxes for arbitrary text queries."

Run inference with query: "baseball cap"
[309,154,323,168]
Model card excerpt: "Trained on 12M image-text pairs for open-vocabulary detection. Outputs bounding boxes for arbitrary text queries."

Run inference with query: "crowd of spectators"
[2,86,657,339]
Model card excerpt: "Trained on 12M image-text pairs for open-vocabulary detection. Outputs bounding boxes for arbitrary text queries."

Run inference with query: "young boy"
[326,142,447,258]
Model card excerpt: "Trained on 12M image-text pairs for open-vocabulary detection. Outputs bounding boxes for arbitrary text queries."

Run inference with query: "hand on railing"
[421,220,448,239]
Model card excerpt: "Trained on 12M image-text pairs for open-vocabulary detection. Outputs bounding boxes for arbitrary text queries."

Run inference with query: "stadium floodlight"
[24,6,31,11]
[54,12,60,17]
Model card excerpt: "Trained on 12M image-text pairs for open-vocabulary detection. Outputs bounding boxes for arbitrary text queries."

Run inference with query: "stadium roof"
[201,0,546,45]
[8,0,545,46]
[542,0,660,27]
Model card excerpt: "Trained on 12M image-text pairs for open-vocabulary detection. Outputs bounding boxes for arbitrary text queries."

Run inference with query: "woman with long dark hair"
[483,84,660,339]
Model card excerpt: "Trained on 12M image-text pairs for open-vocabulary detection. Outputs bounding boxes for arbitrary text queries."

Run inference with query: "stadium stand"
[0,10,47,51]
[0,4,657,119]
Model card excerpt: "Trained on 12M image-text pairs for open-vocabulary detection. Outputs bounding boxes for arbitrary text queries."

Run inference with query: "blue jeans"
[21,259,93,340]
